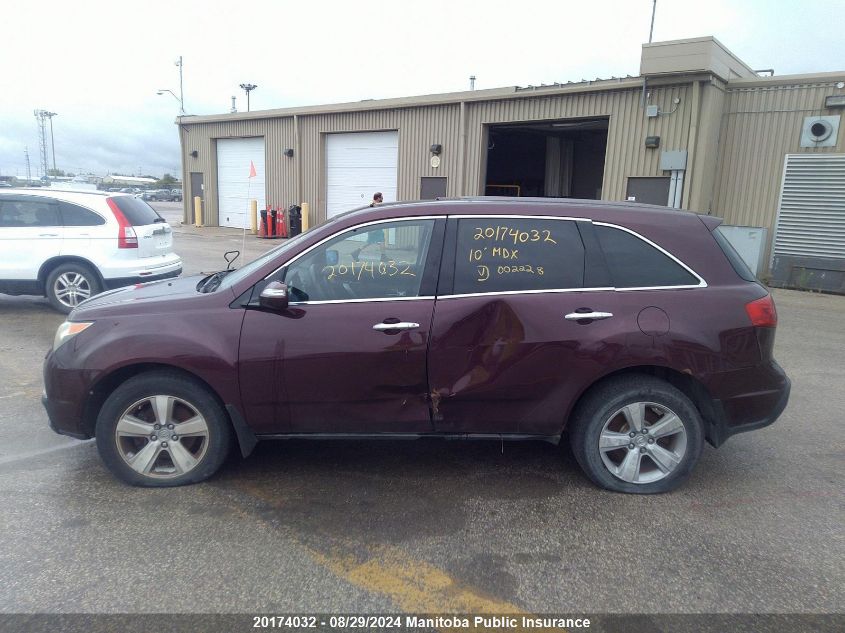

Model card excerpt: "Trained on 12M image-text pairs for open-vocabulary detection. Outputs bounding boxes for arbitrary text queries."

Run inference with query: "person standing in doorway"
[353,193,386,261]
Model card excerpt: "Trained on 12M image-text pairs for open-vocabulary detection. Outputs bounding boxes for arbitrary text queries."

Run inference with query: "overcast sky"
[1,0,844,179]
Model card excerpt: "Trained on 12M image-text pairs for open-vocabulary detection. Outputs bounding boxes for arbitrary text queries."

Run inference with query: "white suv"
[0,189,182,313]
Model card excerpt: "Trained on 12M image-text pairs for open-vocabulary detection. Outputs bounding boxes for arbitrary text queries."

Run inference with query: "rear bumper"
[704,361,791,447]
[103,266,182,290]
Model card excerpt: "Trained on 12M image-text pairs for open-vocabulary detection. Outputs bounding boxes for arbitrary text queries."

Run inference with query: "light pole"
[157,89,184,114]
[43,111,57,173]
[239,83,257,112]
[175,56,184,115]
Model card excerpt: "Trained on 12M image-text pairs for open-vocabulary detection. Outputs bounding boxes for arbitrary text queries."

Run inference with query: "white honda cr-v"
[0,189,182,313]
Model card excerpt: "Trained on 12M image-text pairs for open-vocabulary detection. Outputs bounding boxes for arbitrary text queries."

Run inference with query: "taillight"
[107,198,138,248]
[745,294,777,327]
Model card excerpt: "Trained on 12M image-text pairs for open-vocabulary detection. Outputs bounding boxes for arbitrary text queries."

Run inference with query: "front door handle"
[372,322,420,332]
[39,233,59,237]
[565,311,613,321]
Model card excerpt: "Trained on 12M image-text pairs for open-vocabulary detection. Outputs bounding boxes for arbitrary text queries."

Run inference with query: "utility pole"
[649,0,657,43]
[24,147,32,184]
[240,83,257,112]
[34,110,50,177]
[470,75,476,90]
[44,111,58,173]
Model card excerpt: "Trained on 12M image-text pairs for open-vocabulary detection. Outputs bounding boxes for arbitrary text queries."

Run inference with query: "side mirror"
[259,281,289,311]
[325,249,339,266]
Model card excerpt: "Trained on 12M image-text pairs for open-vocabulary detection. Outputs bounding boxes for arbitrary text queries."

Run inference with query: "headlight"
[53,321,94,351]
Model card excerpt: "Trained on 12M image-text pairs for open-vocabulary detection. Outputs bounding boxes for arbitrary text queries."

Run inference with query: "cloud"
[1,0,843,179]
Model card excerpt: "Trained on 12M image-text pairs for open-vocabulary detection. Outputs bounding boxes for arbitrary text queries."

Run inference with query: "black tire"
[95,371,233,487]
[569,374,704,494]
[45,262,102,314]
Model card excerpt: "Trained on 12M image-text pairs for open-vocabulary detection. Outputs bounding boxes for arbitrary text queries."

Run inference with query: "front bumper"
[42,392,90,440]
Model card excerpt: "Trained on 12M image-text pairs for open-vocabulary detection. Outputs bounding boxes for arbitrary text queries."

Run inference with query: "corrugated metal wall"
[712,81,845,230]
[181,84,696,225]
[298,104,463,219]
[182,118,295,226]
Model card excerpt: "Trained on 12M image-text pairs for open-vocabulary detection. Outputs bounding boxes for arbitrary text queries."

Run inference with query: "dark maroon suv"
[42,198,790,493]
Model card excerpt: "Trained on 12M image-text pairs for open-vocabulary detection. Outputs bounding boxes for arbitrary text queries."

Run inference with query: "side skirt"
[253,432,562,445]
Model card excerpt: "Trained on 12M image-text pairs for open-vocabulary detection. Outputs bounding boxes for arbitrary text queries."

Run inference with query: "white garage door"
[217,137,266,228]
[326,131,398,218]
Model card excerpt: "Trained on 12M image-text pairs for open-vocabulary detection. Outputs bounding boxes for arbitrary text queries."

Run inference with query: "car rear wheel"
[569,375,704,494]
[95,371,232,487]
[46,263,101,314]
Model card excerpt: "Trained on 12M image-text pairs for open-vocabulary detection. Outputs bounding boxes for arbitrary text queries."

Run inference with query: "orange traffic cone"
[277,212,288,238]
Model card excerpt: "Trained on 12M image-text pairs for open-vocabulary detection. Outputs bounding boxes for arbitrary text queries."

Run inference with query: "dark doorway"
[189,172,204,224]
[626,177,670,206]
[420,177,447,199]
[484,118,608,199]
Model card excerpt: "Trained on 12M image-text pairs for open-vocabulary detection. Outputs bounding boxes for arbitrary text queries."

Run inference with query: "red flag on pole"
[248,160,257,178]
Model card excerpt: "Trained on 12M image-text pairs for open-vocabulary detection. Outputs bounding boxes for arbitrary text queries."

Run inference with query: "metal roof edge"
[727,70,845,88]
[176,77,650,126]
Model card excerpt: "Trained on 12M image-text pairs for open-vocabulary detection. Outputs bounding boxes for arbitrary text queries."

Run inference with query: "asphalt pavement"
[0,204,842,615]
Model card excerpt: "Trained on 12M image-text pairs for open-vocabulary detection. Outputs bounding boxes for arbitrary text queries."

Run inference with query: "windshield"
[215,212,357,291]
[216,230,312,290]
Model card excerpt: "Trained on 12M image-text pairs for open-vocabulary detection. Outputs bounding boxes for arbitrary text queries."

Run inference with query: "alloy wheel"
[113,395,210,479]
[598,401,688,484]
[53,272,92,308]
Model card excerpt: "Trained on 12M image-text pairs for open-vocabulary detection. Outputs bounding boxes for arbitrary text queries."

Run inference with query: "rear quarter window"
[595,224,700,288]
[712,227,758,282]
[59,201,106,226]
[453,218,584,294]
[108,196,162,225]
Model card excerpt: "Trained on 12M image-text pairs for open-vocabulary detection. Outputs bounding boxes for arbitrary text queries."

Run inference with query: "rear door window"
[452,217,584,294]
[594,223,700,288]
[59,201,106,226]
[108,196,162,225]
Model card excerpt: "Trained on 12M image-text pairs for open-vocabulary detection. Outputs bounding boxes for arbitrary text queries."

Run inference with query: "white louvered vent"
[773,154,845,260]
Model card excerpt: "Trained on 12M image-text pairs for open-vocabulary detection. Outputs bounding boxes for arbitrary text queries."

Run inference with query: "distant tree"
[47,169,66,177]
[155,173,178,188]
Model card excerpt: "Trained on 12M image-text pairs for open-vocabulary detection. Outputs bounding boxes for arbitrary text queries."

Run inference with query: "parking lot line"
[229,479,530,625]
[310,546,527,618]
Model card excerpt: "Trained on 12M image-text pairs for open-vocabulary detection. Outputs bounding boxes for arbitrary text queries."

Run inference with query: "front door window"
[284,219,435,302]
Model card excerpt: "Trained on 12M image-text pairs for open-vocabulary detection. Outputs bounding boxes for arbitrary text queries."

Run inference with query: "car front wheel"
[95,371,233,487]
[46,263,101,313]
[570,375,704,494]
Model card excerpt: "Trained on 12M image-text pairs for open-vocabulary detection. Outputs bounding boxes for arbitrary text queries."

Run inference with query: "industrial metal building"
[177,36,845,288]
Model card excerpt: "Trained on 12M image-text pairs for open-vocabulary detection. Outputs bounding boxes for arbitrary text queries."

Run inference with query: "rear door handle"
[39,233,59,237]
[372,322,420,332]
[565,311,613,321]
